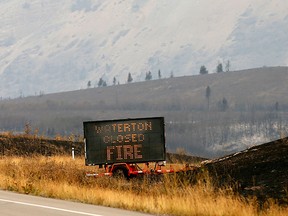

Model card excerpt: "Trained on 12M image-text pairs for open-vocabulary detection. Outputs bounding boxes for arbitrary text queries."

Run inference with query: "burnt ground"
[189,137,288,205]
[0,135,84,157]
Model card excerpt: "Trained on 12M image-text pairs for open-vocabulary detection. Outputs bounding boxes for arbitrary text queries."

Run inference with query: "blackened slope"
[0,135,84,156]
[203,137,288,204]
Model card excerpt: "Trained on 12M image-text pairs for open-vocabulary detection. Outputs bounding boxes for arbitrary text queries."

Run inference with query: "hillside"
[0,134,84,157]
[199,137,288,204]
[1,67,288,157]
[0,0,288,98]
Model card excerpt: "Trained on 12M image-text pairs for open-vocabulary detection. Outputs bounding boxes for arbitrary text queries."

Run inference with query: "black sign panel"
[84,117,166,165]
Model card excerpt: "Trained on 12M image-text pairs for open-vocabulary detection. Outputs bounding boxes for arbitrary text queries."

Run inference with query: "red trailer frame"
[86,162,175,179]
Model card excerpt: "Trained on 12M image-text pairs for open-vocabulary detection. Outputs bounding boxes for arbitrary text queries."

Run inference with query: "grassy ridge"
[0,156,287,216]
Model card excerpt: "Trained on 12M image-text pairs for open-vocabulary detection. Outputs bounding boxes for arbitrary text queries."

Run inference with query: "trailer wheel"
[113,168,128,180]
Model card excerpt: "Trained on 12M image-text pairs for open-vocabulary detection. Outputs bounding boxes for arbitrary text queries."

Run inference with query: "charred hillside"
[0,135,84,157]
[196,137,288,204]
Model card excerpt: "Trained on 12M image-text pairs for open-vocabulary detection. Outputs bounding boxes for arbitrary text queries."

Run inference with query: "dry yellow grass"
[0,156,287,216]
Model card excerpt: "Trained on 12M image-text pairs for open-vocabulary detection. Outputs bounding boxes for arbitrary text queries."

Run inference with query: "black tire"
[113,168,128,180]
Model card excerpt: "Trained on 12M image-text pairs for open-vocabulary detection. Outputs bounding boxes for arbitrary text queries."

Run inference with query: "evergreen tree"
[223,97,228,111]
[127,73,133,83]
[87,80,91,88]
[113,77,116,85]
[275,102,279,111]
[98,78,104,87]
[216,63,223,73]
[145,71,152,81]
[219,97,228,111]
[200,65,208,75]
[206,86,211,111]
[158,69,162,79]
[103,81,107,87]
[170,71,174,78]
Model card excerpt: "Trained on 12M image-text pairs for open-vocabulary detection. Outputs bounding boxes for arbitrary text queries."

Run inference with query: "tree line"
[89,60,231,89]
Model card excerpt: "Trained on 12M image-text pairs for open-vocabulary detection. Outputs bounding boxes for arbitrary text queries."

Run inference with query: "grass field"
[0,156,287,216]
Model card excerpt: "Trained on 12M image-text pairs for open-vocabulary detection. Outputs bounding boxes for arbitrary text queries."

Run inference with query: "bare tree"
[225,60,231,72]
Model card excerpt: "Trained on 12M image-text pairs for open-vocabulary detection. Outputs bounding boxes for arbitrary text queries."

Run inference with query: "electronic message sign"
[84,117,166,165]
